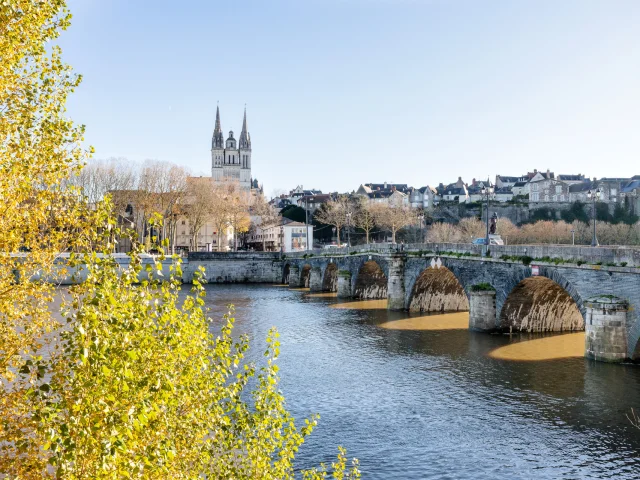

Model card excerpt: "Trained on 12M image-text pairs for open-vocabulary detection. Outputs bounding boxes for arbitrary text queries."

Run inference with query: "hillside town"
[70,106,640,254]
[68,105,640,254]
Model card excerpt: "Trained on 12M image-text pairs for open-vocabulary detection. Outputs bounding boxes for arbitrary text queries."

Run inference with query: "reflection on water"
[331,299,388,310]
[306,292,338,298]
[379,311,468,330]
[196,285,640,480]
[489,332,585,361]
[291,287,310,292]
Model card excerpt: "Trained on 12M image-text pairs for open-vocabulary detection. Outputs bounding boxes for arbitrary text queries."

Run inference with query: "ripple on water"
[489,332,585,361]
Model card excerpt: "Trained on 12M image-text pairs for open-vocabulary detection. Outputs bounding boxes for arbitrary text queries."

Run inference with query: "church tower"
[210,104,252,190]
[238,107,252,189]
[211,105,224,181]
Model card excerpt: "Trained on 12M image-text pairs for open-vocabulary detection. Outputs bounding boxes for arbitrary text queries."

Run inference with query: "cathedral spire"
[212,103,224,149]
[239,105,251,150]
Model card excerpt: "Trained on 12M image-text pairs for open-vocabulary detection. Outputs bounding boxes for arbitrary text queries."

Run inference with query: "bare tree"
[224,183,252,251]
[372,204,416,243]
[354,198,376,244]
[314,196,350,245]
[458,218,485,242]
[183,177,215,251]
[427,222,461,243]
[252,200,281,251]
[67,157,137,208]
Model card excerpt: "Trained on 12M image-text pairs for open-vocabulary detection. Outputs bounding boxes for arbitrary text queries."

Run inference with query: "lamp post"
[332,227,336,245]
[480,182,494,251]
[346,212,352,248]
[418,213,425,243]
[305,196,310,251]
[587,188,602,247]
[280,225,284,255]
[571,229,575,246]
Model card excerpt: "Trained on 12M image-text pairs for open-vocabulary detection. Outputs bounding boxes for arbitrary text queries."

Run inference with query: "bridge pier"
[585,296,629,363]
[288,265,301,288]
[337,270,352,298]
[468,290,497,332]
[309,267,323,292]
[387,253,406,311]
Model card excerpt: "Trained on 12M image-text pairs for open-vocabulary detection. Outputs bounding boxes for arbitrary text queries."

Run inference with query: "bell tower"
[238,106,252,189]
[211,104,224,181]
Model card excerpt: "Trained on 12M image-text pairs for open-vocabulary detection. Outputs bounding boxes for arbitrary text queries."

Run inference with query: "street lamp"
[587,188,602,247]
[480,182,495,250]
[571,229,575,246]
[346,212,352,248]
[418,214,425,243]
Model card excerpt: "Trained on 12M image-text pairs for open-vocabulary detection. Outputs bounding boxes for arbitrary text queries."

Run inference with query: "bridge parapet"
[285,243,640,267]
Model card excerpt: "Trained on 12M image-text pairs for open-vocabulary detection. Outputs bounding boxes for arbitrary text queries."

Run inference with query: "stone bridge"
[282,243,640,364]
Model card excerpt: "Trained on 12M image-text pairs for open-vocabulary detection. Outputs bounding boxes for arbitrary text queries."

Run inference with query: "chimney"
[384,181,387,189]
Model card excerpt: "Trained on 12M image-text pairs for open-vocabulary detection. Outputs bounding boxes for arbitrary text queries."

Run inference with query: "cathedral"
[211,105,259,191]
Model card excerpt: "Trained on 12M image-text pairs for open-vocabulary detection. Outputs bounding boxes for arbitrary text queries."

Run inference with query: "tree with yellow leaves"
[0,2,359,478]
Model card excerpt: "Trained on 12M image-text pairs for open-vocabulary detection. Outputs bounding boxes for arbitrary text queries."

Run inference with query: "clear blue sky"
[61,0,640,197]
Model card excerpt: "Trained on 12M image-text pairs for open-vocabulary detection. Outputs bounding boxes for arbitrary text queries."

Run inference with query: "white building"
[246,219,314,252]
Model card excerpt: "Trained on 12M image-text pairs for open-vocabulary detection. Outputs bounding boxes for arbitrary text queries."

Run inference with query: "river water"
[200,284,640,479]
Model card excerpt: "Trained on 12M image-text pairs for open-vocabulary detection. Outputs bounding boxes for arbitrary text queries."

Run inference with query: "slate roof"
[557,174,585,182]
[622,180,640,193]
[568,181,596,193]
[365,183,410,194]
[368,189,407,199]
[416,186,436,194]
[496,175,519,183]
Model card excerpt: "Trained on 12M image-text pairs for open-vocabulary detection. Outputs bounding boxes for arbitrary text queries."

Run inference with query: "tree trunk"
[234,223,237,251]
[336,226,341,245]
[391,228,396,243]
[365,230,370,244]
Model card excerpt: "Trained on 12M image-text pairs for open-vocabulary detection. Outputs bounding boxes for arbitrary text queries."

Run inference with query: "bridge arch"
[300,264,312,288]
[408,265,469,313]
[322,263,338,292]
[498,271,585,332]
[354,260,387,299]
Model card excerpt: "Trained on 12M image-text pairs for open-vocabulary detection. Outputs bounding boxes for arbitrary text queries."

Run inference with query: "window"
[559,195,564,202]
[532,184,539,192]
[181,220,185,225]
[544,194,549,201]
[611,188,617,196]
[552,195,557,202]
[531,192,539,202]
[556,185,562,193]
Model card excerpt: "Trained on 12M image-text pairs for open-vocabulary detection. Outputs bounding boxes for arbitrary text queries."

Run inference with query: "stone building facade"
[211,105,252,190]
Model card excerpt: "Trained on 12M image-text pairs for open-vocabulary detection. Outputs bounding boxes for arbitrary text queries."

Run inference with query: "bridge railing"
[284,242,640,267]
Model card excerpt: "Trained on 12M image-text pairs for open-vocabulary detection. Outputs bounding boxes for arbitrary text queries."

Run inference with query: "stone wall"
[184,252,282,283]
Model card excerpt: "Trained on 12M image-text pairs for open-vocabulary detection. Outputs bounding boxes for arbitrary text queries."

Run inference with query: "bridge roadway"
[278,242,640,364]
